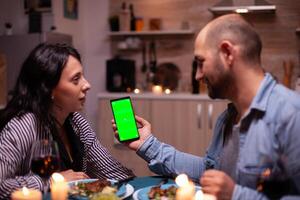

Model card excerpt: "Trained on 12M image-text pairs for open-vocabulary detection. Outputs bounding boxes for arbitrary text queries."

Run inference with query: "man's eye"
[195,59,203,69]
[194,57,204,69]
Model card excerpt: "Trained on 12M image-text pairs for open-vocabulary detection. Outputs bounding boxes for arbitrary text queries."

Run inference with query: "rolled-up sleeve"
[137,135,205,181]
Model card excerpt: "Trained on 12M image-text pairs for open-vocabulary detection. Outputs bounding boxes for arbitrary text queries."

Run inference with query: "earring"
[51,96,54,100]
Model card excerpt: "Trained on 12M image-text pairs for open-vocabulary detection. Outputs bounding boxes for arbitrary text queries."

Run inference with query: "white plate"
[68,179,134,199]
[68,178,98,186]
[132,183,201,200]
[121,183,134,199]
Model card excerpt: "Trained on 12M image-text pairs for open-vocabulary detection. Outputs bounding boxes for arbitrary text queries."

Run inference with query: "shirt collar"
[249,73,277,112]
[226,73,276,121]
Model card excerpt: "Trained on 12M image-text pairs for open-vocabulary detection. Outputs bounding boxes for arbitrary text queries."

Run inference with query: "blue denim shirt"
[137,73,300,200]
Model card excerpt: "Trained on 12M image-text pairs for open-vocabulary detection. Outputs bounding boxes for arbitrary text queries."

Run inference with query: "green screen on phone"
[111,97,139,142]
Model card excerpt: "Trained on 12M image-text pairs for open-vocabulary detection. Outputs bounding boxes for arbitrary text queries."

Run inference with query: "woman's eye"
[72,76,80,84]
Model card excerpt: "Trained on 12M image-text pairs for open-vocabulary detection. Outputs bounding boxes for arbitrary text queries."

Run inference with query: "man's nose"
[195,67,204,81]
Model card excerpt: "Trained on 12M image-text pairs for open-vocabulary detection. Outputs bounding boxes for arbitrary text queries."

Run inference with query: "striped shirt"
[0,112,134,199]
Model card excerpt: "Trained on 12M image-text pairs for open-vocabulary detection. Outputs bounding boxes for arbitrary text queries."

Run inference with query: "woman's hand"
[112,115,152,151]
[58,169,90,182]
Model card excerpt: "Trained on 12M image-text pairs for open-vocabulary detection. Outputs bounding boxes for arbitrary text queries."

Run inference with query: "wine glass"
[256,155,297,199]
[31,139,60,194]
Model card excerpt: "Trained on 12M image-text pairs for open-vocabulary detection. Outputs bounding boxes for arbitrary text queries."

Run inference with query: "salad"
[148,185,177,200]
[69,179,118,198]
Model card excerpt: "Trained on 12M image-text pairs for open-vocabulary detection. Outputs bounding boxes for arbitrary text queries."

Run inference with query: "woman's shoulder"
[69,112,93,132]
[69,112,97,140]
[71,112,88,124]
[1,112,38,142]
[5,112,37,129]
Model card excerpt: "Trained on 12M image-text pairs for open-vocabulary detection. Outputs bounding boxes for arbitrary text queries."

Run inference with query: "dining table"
[43,176,300,200]
[124,176,175,200]
[43,175,176,200]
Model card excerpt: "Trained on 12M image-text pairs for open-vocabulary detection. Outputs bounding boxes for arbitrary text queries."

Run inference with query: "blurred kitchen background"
[0,0,300,175]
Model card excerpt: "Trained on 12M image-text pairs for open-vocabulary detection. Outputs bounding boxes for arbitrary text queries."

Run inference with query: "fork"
[154,177,169,188]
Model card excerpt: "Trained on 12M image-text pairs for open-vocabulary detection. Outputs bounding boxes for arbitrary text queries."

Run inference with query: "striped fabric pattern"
[0,112,134,199]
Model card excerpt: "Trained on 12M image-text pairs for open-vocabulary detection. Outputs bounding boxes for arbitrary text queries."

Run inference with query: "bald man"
[113,14,300,199]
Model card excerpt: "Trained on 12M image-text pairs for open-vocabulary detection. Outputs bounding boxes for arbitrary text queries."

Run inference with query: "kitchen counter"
[98,92,225,101]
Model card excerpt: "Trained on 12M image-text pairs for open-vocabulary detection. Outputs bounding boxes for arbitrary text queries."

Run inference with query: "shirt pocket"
[237,163,272,189]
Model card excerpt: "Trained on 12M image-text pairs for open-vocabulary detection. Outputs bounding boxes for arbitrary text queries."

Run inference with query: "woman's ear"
[219,40,234,67]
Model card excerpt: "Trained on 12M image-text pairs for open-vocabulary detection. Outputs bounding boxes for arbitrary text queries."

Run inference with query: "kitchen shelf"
[109,30,195,37]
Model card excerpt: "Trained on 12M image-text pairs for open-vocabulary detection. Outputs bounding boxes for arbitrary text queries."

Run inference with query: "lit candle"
[194,190,204,200]
[152,85,163,94]
[175,174,195,200]
[164,88,171,94]
[203,194,217,200]
[51,173,69,200]
[194,188,217,200]
[134,88,140,94]
[11,187,42,200]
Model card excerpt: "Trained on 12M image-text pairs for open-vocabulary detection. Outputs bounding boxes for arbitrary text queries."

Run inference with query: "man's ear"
[219,40,234,67]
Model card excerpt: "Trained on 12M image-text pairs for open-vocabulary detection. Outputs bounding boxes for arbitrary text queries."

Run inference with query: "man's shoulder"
[266,84,300,120]
[271,84,300,108]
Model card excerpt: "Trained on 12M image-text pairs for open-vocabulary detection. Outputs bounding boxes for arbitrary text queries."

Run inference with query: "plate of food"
[68,179,134,200]
[132,183,201,200]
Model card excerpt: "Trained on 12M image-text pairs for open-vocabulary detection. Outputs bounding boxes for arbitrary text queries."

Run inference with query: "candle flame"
[134,88,140,94]
[164,88,171,94]
[194,190,204,200]
[52,172,65,183]
[152,85,163,94]
[22,187,29,196]
[175,174,189,187]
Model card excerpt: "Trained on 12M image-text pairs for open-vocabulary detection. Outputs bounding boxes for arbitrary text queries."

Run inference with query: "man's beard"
[205,63,232,99]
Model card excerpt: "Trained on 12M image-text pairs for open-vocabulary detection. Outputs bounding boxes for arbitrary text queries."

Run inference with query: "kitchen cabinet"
[150,99,227,156]
[150,100,206,156]
[97,93,228,176]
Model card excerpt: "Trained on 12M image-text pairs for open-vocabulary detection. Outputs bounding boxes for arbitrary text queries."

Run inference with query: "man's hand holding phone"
[112,115,152,151]
[110,97,152,151]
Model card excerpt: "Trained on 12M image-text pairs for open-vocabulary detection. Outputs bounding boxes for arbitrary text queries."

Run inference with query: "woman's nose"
[83,78,91,91]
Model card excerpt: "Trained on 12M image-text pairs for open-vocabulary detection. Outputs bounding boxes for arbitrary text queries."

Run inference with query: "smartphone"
[110,97,140,142]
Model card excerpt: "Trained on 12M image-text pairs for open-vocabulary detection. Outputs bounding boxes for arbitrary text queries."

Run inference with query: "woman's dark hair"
[0,43,81,132]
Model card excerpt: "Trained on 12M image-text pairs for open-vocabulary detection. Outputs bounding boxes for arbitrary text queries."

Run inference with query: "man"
[113,14,300,199]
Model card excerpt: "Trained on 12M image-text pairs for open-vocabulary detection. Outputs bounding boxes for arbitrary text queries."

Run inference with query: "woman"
[0,43,134,198]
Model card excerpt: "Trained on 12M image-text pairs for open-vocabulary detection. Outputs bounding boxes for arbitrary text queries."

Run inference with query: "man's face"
[194,33,231,99]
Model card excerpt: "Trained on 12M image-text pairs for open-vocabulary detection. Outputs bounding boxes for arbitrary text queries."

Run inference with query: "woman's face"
[51,55,91,114]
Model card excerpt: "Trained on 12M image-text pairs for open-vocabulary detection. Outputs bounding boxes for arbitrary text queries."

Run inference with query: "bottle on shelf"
[191,60,199,94]
[4,22,13,35]
[129,4,136,31]
[119,2,130,31]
